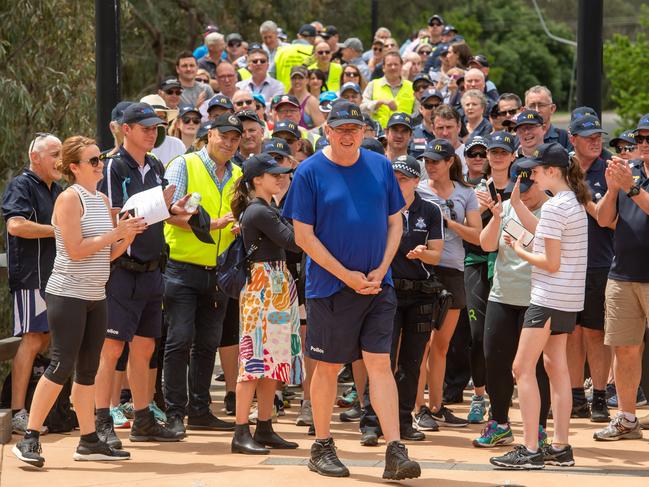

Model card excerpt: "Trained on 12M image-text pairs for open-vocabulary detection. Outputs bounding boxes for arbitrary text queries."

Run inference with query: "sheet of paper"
[120,185,169,225]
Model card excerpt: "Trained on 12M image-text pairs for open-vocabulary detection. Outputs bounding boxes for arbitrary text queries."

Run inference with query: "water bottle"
[184,192,202,213]
[474,178,487,193]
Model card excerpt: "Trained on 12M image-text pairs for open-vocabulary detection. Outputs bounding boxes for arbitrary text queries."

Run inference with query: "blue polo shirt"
[1,169,62,291]
[609,160,649,282]
[544,124,573,152]
[98,146,167,263]
[282,148,405,298]
[584,157,614,269]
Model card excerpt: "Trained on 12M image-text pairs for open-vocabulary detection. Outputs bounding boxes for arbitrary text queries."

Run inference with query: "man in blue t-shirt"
[283,101,421,481]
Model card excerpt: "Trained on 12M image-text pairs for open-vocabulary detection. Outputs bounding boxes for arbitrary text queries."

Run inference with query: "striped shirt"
[46,185,114,301]
[530,191,588,312]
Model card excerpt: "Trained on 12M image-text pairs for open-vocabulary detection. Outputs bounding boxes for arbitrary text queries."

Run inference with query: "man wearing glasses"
[236,44,284,105]
[493,93,522,132]
[158,78,183,111]
[283,101,421,480]
[524,85,572,151]
[609,130,640,161]
[176,51,214,109]
[2,133,62,435]
[309,41,342,93]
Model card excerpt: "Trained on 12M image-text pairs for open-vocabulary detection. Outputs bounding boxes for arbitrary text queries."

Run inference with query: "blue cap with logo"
[262,137,292,157]
[242,153,292,182]
[513,109,544,130]
[413,73,434,89]
[505,159,535,193]
[569,114,607,137]
[386,112,413,130]
[422,138,455,160]
[571,106,597,121]
[635,113,649,133]
[487,131,516,152]
[340,82,361,95]
[178,105,201,118]
[272,119,301,139]
[326,100,364,128]
[518,142,570,169]
[465,135,488,153]
[609,130,636,147]
[208,95,234,111]
[122,102,164,126]
[420,88,444,104]
[111,101,134,123]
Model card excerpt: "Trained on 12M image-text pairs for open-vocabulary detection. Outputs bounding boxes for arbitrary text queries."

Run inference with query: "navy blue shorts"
[305,285,397,364]
[106,267,164,341]
[12,289,49,336]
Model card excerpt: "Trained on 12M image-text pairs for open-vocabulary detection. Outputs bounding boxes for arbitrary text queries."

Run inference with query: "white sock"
[526,447,538,454]
[622,411,637,422]
[498,423,509,429]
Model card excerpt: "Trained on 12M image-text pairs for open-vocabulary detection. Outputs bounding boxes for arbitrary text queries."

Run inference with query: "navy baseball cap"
[242,153,292,182]
[571,106,597,121]
[513,109,544,129]
[569,114,607,137]
[320,25,338,39]
[392,155,421,178]
[326,100,364,128]
[212,113,243,134]
[420,88,444,104]
[236,109,263,126]
[178,105,201,118]
[469,55,489,68]
[428,14,445,25]
[361,137,385,155]
[340,82,361,95]
[609,130,636,147]
[197,120,214,140]
[442,25,457,35]
[271,94,300,109]
[208,95,234,111]
[272,119,301,139]
[487,131,516,152]
[386,112,413,130]
[422,138,455,160]
[315,137,330,150]
[262,137,292,157]
[505,159,535,193]
[413,73,433,89]
[122,102,164,126]
[111,101,134,123]
[298,24,317,37]
[634,113,649,132]
[518,142,569,169]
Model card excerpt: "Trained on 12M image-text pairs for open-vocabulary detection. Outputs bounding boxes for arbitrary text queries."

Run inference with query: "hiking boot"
[96,415,122,450]
[413,406,439,431]
[148,401,167,423]
[571,401,590,418]
[120,401,135,419]
[296,399,313,426]
[489,445,544,469]
[339,401,361,422]
[187,410,235,431]
[541,444,575,466]
[337,364,353,384]
[11,409,48,435]
[224,391,236,416]
[129,409,184,442]
[12,436,44,468]
[400,423,425,441]
[110,405,131,429]
[382,441,421,480]
[165,414,186,436]
[467,395,487,424]
[360,427,379,446]
[472,420,514,448]
[431,405,469,427]
[590,393,610,423]
[308,438,349,477]
[73,439,131,461]
[593,413,642,441]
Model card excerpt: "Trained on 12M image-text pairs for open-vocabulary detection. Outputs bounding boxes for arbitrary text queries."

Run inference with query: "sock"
[24,429,40,440]
[572,387,586,404]
[622,411,637,422]
[315,437,332,446]
[498,423,509,429]
[551,444,567,452]
[526,447,538,454]
[81,432,99,443]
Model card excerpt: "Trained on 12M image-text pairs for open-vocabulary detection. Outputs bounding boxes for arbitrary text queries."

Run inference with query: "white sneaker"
[248,405,278,423]
[12,409,49,435]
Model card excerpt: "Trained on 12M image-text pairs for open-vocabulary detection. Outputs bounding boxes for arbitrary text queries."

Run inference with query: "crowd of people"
[3,13,649,480]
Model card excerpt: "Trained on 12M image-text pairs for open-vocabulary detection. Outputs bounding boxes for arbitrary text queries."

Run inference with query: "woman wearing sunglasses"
[414,138,482,430]
[171,106,202,151]
[308,41,340,93]
[608,130,639,161]
[288,66,325,130]
[339,64,367,93]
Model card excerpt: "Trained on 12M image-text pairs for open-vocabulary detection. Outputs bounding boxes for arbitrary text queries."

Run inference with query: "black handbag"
[215,231,260,299]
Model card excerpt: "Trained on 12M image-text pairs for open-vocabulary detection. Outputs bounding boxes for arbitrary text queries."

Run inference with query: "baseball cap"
[413,73,433,89]
[236,109,263,126]
[315,137,330,151]
[242,153,292,182]
[252,93,266,108]
[420,88,444,104]
[197,120,215,140]
[442,25,458,35]
[386,112,413,130]
[272,120,301,139]
[298,24,317,37]
[159,78,181,91]
[513,109,544,130]
[422,138,455,160]
[634,113,649,132]
[208,95,234,111]
[518,142,570,169]
[247,43,266,55]
[571,106,597,121]
[428,14,445,25]
[111,101,134,123]
[320,25,338,39]
[178,105,201,118]
[487,131,516,152]
[226,33,243,45]
[464,136,488,153]
[212,112,243,134]
[609,130,636,147]
[122,102,164,126]
[326,100,365,128]
[392,155,422,178]
[569,114,607,137]
[290,65,309,79]
[469,55,489,68]
[262,137,292,157]
[271,94,300,109]
[319,91,338,113]
[340,82,361,95]
[341,38,363,52]
[505,159,535,193]
[361,137,385,155]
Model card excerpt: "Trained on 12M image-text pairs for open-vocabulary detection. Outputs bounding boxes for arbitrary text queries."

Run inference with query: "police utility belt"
[113,256,160,273]
[393,278,443,294]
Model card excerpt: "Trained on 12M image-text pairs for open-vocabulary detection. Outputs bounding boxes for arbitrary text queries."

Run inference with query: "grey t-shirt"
[416,180,479,271]
[179,82,214,108]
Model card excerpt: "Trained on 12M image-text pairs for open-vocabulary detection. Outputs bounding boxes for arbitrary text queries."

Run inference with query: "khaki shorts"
[604,279,649,346]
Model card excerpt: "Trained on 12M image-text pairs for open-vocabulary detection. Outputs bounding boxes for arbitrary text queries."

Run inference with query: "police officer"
[408,89,443,159]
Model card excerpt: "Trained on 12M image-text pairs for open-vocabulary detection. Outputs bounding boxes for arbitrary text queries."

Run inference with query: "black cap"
[505,159,535,193]
[469,55,489,68]
[111,101,134,123]
[571,106,597,121]
[513,109,544,129]
[208,95,233,111]
[609,130,636,147]
[178,105,201,118]
[262,137,292,157]
[122,102,164,126]
[242,153,292,182]
[236,109,263,126]
[386,112,413,130]
[188,207,215,244]
[159,78,182,91]
[442,25,457,35]
[413,73,433,89]
[326,100,364,128]
[226,33,243,45]
[320,25,338,39]
[271,94,300,109]
[422,138,455,160]
[298,24,317,37]
[464,136,489,153]
[428,14,445,25]
[272,119,301,139]
[197,120,214,140]
[518,142,570,169]
[361,137,385,155]
[569,114,607,137]
[212,113,243,134]
[420,88,444,104]
[635,113,649,132]
[487,131,516,152]
[392,155,421,178]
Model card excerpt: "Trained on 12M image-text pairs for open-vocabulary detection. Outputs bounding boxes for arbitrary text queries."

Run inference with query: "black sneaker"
[431,405,469,427]
[590,394,610,423]
[339,401,361,422]
[224,391,236,416]
[307,424,315,436]
[413,406,439,431]
[96,417,122,449]
[400,423,425,441]
[166,415,186,436]
[360,428,379,446]
[541,444,575,467]
[383,441,421,480]
[571,401,590,418]
[73,439,131,461]
[187,410,235,431]
[12,437,44,468]
[308,438,350,477]
[130,409,185,442]
[490,445,544,469]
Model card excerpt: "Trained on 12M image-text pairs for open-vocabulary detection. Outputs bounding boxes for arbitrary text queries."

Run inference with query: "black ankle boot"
[253,419,298,449]
[231,424,269,455]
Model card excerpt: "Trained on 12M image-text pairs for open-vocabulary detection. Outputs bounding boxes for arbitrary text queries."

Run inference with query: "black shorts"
[576,268,608,331]
[305,285,397,363]
[523,304,577,335]
[106,267,163,342]
[434,266,466,309]
[220,298,240,347]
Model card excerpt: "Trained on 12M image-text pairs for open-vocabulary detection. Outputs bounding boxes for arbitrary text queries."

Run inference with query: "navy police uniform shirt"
[1,169,63,291]
[544,124,573,152]
[584,157,614,269]
[99,146,167,263]
[609,160,649,282]
[409,124,435,159]
[391,192,444,280]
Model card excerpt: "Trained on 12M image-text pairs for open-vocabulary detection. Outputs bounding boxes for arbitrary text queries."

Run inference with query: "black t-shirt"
[242,198,300,262]
[584,157,614,269]
[391,193,444,280]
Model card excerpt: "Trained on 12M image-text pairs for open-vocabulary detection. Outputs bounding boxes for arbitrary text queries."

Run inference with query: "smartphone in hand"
[503,218,534,247]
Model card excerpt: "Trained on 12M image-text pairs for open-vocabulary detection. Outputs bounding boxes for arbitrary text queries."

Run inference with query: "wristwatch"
[626,185,641,198]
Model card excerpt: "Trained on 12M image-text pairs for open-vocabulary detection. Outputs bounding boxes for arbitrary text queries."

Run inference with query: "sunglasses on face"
[635,134,649,144]
[182,116,201,124]
[235,99,254,107]
[228,42,242,48]
[250,59,267,65]
[430,22,443,27]
[467,150,487,158]
[79,157,101,167]
[373,47,383,52]
[344,71,359,77]
[316,50,331,55]
[165,89,182,96]
[422,103,440,110]
[419,50,432,56]
[196,78,209,83]
[614,145,636,154]
[498,108,519,117]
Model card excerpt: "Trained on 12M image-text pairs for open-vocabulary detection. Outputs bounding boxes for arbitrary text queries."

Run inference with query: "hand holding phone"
[503,218,534,247]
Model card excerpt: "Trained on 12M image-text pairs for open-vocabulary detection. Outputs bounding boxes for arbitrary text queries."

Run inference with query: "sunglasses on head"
[182,116,201,124]
[28,132,53,153]
[467,150,487,158]
[165,89,182,96]
[235,99,254,107]
[79,156,101,167]
[635,134,649,144]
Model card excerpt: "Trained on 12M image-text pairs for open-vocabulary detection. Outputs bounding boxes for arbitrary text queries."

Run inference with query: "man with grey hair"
[363,27,392,62]
[260,20,286,74]
[2,133,63,434]
[198,32,225,79]
[524,84,572,150]
[341,37,370,80]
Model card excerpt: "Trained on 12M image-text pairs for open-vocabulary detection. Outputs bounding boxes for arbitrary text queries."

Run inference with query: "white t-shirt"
[530,191,588,312]
[152,136,187,166]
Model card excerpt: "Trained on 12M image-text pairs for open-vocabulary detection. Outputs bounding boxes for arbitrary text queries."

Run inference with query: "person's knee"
[44,357,74,385]
[164,325,194,353]
[315,362,341,379]
[614,345,642,363]
[20,333,47,354]
[430,338,449,357]
[100,339,126,363]
[512,360,533,381]
[130,337,155,362]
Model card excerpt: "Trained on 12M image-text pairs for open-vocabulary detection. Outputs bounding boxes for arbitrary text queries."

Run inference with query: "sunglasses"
[196,78,209,83]
[79,157,101,167]
[250,59,267,65]
[635,134,649,144]
[228,42,242,48]
[467,150,487,158]
[430,22,443,27]
[419,50,432,56]
[316,50,331,55]
[614,145,636,154]
[422,103,440,110]
[165,89,182,96]
[235,99,254,107]
[182,116,201,124]
[498,108,519,117]
[373,47,383,52]
[28,132,53,153]
[445,200,457,220]
[344,71,360,77]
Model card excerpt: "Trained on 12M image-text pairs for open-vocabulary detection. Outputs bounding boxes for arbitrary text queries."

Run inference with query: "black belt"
[114,256,160,273]
[168,258,216,271]
[393,278,443,294]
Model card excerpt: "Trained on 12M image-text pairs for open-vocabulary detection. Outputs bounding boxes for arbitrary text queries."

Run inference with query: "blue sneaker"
[149,401,167,423]
[637,387,647,407]
[472,420,514,448]
[538,424,548,449]
[606,384,618,408]
[467,395,487,424]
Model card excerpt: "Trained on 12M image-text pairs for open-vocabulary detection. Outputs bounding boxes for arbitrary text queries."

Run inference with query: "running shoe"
[296,399,313,426]
[336,386,358,407]
[541,443,575,466]
[11,409,49,435]
[382,441,421,480]
[12,436,44,467]
[472,420,514,448]
[73,439,131,461]
[339,401,361,422]
[538,424,548,448]
[431,405,469,427]
[593,413,642,441]
[110,405,131,429]
[413,406,439,431]
[489,444,544,469]
[148,401,167,423]
[120,401,135,419]
[467,395,487,424]
[637,386,647,407]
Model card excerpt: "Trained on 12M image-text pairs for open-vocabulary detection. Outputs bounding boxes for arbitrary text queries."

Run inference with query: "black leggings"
[465,262,490,390]
[484,300,550,427]
[44,293,107,386]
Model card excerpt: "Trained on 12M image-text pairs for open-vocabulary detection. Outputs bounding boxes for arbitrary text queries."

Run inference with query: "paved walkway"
[2,379,648,487]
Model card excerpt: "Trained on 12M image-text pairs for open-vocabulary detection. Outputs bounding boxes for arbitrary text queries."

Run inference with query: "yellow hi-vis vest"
[274,44,314,91]
[308,62,342,93]
[238,67,252,81]
[164,153,242,266]
[371,78,415,128]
